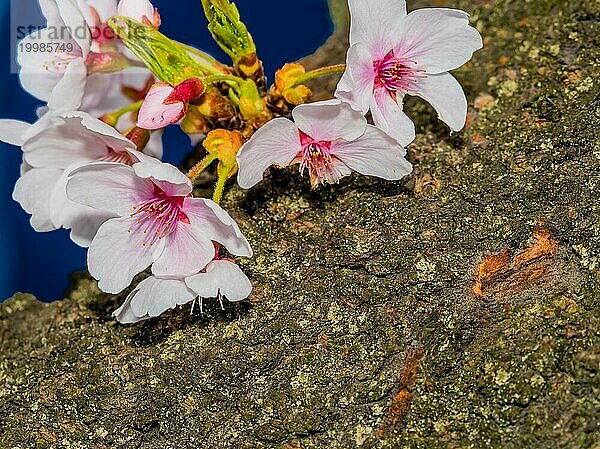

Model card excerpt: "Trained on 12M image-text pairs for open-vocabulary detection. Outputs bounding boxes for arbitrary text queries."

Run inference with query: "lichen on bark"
[1,0,600,448]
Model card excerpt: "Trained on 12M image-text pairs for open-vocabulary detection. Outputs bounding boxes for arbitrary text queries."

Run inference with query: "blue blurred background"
[0,0,333,301]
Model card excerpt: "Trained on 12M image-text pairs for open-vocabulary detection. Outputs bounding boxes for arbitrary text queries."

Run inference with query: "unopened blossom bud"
[203,129,244,177]
[238,80,264,120]
[169,78,206,104]
[137,78,205,130]
[86,51,130,74]
[274,63,312,105]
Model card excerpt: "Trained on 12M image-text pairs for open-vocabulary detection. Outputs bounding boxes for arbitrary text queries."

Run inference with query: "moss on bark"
[1,0,600,447]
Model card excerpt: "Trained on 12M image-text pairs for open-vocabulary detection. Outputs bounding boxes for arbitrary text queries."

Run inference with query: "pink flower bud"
[137,79,205,131]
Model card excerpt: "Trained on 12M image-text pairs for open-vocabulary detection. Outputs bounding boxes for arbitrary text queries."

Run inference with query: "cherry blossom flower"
[113,259,252,324]
[0,111,158,246]
[18,0,158,112]
[66,155,253,294]
[335,0,483,145]
[18,0,92,107]
[236,100,412,188]
[137,79,206,130]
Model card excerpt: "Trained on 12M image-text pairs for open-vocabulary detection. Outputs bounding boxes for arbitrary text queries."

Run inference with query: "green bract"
[108,17,207,85]
[200,0,256,64]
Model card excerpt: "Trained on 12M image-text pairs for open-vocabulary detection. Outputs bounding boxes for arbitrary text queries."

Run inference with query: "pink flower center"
[88,6,118,47]
[374,50,426,98]
[130,185,190,247]
[297,131,338,186]
[42,48,83,74]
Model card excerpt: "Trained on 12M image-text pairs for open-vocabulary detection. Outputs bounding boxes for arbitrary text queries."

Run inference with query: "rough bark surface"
[2,0,600,448]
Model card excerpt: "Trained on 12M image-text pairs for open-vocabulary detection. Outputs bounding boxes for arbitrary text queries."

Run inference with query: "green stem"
[102,100,143,127]
[212,172,228,204]
[187,154,217,183]
[203,74,246,86]
[293,64,346,86]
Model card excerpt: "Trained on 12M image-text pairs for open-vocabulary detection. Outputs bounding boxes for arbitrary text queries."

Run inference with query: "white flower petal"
[184,198,253,258]
[132,157,192,197]
[79,0,118,23]
[23,113,125,169]
[0,120,31,147]
[113,293,147,324]
[394,8,483,74]
[413,72,468,132]
[186,260,252,302]
[17,29,73,102]
[67,163,155,215]
[47,57,87,112]
[113,276,196,324]
[117,0,156,23]
[49,170,114,247]
[56,0,91,56]
[151,222,215,278]
[131,276,195,318]
[335,43,376,114]
[144,130,164,160]
[370,90,415,147]
[236,117,301,189]
[88,217,162,294]
[13,168,63,232]
[292,100,367,142]
[348,0,407,57]
[79,73,114,112]
[333,126,412,180]
[39,0,62,24]
[65,111,135,149]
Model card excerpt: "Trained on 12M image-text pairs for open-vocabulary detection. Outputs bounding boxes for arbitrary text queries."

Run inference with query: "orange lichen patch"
[474,93,495,110]
[414,173,442,198]
[473,227,559,298]
[283,440,304,449]
[469,132,490,148]
[473,250,511,297]
[513,228,557,268]
[285,210,304,221]
[376,346,425,438]
[564,70,583,85]
[505,69,518,81]
[498,55,510,65]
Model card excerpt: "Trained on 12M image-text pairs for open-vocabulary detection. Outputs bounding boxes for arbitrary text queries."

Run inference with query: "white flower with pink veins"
[0,111,161,246]
[336,0,483,146]
[236,100,413,189]
[18,0,159,112]
[66,155,253,294]
[113,259,253,324]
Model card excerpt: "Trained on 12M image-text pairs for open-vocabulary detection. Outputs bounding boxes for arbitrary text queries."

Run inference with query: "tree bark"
[1,0,599,448]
